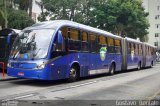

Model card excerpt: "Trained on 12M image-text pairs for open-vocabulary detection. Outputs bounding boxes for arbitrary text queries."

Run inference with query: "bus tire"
[109,63,115,75]
[137,62,141,70]
[150,61,153,68]
[68,66,79,82]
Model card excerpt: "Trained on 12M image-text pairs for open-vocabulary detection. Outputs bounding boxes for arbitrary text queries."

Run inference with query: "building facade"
[143,0,160,50]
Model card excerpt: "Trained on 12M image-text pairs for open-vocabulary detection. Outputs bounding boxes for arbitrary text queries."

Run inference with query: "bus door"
[127,42,136,69]
[88,33,97,75]
[107,37,115,69]
[96,36,108,74]
[127,42,132,69]
[81,31,89,76]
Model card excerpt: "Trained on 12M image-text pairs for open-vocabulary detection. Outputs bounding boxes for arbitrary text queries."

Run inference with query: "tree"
[38,0,149,41]
[0,0,8,28]
[7,9,35,29]
[86,0,149,41]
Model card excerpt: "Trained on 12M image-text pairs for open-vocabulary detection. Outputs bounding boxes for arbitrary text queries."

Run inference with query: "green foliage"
[7,9,35,29]
[0,0,35,29]
[38,0,149,41]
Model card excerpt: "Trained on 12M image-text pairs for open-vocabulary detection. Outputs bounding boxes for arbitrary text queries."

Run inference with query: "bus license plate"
[18,72,24,76]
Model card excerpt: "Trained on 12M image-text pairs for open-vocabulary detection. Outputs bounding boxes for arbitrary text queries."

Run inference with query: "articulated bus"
[7,20,156,81]
[0,28,21,70]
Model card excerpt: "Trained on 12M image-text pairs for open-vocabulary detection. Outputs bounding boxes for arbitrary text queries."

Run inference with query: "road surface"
[0,63,160,106]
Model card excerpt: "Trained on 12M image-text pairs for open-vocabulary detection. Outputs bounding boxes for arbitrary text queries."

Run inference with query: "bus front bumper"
[7,67,50,80]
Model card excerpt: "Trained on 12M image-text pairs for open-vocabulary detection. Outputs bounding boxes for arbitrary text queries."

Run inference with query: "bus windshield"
[10,29,54,60]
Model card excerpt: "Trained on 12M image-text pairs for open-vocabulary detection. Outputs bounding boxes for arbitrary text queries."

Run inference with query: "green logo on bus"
[100,47,107,61]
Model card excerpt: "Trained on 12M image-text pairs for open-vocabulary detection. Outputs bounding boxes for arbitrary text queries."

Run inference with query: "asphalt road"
[0,64,160,106]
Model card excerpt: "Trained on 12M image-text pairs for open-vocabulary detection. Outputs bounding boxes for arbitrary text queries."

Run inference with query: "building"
[31,0,41,23]
[143,0,160,50]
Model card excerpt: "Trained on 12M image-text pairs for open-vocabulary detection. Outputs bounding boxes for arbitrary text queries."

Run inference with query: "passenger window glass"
[89,33,97,53]
[81,31,88,52]
[108,37,115,53]
[68,28,80,51]
[115,39,121,54]
[128,42,131,54]
[99,36,107,45]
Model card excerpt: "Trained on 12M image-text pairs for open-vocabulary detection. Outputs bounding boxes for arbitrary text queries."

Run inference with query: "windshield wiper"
[32,48,41,60]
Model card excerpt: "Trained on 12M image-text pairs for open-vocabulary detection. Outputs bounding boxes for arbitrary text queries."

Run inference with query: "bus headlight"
[37,64,45,69]
[7,62,11,68]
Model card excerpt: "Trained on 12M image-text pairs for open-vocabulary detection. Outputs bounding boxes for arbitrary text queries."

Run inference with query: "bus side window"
[108,37,114,53]
[99,35,107,52]
[128,42,131,54]
[68,28,80,51]
[115,39,121,54]
[81,31,89,52]
[53,31,64,52]
[89,33,97,53]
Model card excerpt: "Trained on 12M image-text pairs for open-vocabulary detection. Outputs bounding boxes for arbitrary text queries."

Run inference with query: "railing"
[0,62,5,79]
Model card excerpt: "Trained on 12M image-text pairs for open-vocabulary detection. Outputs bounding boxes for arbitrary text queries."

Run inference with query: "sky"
[32,0,41,15]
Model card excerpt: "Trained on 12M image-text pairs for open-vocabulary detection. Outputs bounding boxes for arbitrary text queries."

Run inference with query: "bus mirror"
[58,31,63,44]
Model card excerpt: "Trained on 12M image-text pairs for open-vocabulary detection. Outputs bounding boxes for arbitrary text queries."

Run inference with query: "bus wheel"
[137,62,141,70]
[150,61,153,68]
[69,66,79,82]
[109,63,115,75]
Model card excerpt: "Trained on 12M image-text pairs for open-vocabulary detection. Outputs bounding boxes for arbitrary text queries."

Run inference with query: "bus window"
[115,39,121,54]
[89,33,97,53]
[68,28,80,51]
[108,37,114,53]
[138,44,142,55]
[128,42,131,54]
[61,27,68,39]
[135,44,138,55]
[81,31,89,52]
[99,35,107,52]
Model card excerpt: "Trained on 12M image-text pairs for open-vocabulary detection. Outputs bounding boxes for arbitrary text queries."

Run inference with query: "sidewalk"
[0,72,17,81]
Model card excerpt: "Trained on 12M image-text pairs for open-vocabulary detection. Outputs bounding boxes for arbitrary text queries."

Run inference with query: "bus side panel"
[121,38,127,71]
[79,53,89,77]
[114,53,122,71]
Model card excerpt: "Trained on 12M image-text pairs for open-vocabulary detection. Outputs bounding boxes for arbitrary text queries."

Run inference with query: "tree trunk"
[4,0,8,28]
[29,0,33,17]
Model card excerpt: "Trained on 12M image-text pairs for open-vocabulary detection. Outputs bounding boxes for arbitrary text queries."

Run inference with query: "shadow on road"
[8,66,153,87]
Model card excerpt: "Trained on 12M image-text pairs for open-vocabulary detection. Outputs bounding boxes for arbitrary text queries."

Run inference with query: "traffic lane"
[0,65,159,100]
[0,67,147,99]
[10,65,160,100]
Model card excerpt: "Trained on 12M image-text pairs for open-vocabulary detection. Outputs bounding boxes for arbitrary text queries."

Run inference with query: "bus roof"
[125,37,142,44]
[24,20,122,39]
[144,42,156,48]
[0,28,21,36]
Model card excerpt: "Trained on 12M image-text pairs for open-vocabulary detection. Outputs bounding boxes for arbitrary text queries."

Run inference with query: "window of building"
[155,33,160,37]
[157,6,160,11]
[155,15,160,19]
[154,42,158,46]
[156,24,160,28]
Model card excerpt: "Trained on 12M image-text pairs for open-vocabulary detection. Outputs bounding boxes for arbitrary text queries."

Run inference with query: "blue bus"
[7,20,156,81]
[0,28,21,70]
